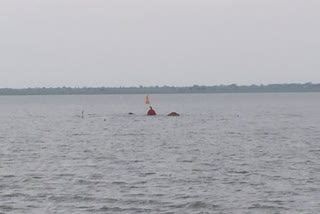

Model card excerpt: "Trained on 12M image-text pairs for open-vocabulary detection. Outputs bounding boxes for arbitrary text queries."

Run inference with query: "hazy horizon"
[0,82,319,89]
[1,1,319,88]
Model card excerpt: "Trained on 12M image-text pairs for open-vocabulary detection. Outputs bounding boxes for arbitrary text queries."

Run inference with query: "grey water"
[0,93,320,214]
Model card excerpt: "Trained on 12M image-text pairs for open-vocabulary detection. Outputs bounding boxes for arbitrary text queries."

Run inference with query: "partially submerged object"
[147,106,156,115]
[168,112,180,116]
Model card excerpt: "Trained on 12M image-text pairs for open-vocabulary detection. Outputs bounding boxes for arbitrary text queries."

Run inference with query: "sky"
[0,0,319,88]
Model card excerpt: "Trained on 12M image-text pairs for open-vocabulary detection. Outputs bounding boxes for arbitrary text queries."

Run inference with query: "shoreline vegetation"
[1,83,320,95]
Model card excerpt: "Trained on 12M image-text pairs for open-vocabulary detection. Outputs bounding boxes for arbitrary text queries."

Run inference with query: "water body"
[0,93,320,214]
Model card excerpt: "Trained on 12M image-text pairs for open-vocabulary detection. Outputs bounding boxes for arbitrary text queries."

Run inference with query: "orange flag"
[145,95,150,105]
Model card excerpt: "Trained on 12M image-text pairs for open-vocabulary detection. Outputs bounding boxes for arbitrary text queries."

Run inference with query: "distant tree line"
[1,83,320,95]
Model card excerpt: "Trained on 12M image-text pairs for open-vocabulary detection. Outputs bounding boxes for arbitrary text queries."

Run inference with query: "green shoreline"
[1,83,320,95]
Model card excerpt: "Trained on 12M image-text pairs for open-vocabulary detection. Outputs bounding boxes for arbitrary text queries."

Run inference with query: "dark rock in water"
[168,112,180,116]
[128,112,134,115]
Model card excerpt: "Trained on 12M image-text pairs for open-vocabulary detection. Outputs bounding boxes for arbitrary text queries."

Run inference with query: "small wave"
[56,173,75,177]
[125,199,161,206]
[174,194,199,199]
[97,205,154,213]
[131,180,148,185]
[192,168,204,172]
[225,131,242,135]
[248,203,289,210]
[2,193,29,198]
[72,195,98,202]
[188,201,219,209]
[47,195,71,202]
[139,172,156,177]
[123,193,146,198]
[178,159,194,163]
[89,173,104,179]
[169,201,219,209]
[228,170,250,174]
[167,201,219,210]
[70,133,89,136]
[202,162,217,167]
[2,174,15,178]
[128,185,142,189]
[76,205,95,210]
[76,179,100,185]
[0,205,15,211]
[98,206,124,212]
[132,159,144,163]
[308,149,320,153]
[111,181,127,185]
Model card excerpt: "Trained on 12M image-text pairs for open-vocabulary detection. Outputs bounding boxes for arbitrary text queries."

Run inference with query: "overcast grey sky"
[1,0,319,88]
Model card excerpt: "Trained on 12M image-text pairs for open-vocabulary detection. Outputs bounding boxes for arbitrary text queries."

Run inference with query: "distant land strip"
[1,83,320,95]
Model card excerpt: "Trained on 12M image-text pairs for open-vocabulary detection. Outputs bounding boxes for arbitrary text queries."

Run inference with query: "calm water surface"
[0,93,320,214]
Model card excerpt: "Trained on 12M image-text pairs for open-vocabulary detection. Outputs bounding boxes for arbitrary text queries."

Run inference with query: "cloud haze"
[0,0,319,88]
